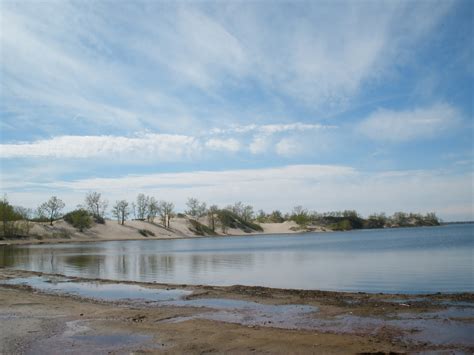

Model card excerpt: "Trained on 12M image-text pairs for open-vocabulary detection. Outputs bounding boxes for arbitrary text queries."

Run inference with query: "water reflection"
[0,224,473,293]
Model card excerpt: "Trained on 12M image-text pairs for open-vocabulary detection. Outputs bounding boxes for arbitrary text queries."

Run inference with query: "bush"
[189,219,217,236]
[329,219,353,231]
[217,210,263,233]
[63,209,93,232]
[138,229,155,237]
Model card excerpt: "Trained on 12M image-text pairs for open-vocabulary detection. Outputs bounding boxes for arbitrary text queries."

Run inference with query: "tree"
[14,206,33,235]
[290,205,310,226]
[228,201,244,218]
[0,196,22,237]
[136,193,148,220]
[158,201,174,228]
[256,209,266,223]
[38,196,65,226]
[84,192,108,222]
[207,204,219,231]
[241,205,254,222]
[391,212,408,227]
[365,213,387,229]
[112,200,130,225]
[185,197,207,218]
[269,210,285,223]
[147,197,159,222]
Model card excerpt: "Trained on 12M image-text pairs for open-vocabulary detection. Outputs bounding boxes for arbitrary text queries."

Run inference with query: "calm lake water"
[0,224,472,293]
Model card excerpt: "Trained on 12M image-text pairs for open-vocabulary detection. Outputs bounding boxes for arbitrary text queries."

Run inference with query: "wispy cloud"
[0,121,337,159]
[357,103,461,142]
[0,133,200,160]
[210,123,336,135]
[0,0,457,138]
[205,138,240,152]
[4,165,472,221]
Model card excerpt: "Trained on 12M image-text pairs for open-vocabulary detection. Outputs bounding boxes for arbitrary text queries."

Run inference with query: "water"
[1,276,191,302]
[0,224,472,293]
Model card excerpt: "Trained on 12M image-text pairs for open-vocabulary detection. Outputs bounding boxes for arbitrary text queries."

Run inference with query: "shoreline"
[3,269,474,297]
[0,226,317,247]
[0,221,453,247]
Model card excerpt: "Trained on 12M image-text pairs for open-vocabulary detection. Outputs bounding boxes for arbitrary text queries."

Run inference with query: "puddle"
[27,320,160,355]
[162,298,318,329]
[382,297,429,304]
[70,334,152,347]
[3,276,473,347]
[1,276,191,302]
[398,307,474,319]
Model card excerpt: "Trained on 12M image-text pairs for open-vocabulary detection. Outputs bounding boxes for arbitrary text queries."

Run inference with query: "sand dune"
[0,217,310,245]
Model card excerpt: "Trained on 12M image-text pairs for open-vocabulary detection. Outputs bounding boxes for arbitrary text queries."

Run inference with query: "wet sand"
[0,269,472,354]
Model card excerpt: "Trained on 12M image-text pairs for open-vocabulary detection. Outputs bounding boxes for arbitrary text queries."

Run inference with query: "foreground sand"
[0,269,472,354]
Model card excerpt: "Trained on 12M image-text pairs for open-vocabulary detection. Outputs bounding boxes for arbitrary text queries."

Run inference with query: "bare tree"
[242,205,254,222]
[112,200,130,225]
[84,191,108,222]
[158,201,174,228]
[38,196,65,226]
[207,204,219,231]
[136,193,148,220]
[147,197,159,222]
[131,202,137,220]
[228,201,244,217]
[185,197,207,218]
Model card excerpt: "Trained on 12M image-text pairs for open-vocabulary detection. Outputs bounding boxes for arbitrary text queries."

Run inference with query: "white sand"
[0,217,315,245]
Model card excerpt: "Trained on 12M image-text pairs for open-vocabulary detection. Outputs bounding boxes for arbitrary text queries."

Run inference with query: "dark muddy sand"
[0,269,472,354]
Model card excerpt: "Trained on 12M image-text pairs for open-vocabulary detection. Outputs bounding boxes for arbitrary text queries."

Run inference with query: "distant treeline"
[0,192,441,238]
[260,208,441,231]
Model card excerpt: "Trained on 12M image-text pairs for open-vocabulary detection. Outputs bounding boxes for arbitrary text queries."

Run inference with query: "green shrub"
[189,219,217,236]
[63,209,92,232]
[217,210,263,233]
[329,219,353,231]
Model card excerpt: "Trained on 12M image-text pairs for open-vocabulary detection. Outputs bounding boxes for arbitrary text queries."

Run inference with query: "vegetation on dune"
[63,209,93,232]
[216,209,263,233]
[1,191,444,241]
[37,196,65,226]
[138,229,155,237]
[189,219,217,236]
[112,200,130,225]
[84,191,108,224]
[0,196,32,238]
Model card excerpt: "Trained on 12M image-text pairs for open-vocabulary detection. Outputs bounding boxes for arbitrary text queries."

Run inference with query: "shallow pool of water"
[1,276,191,302]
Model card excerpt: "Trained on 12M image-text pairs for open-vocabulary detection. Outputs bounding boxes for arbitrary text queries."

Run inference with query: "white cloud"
[4,165,472,221]
[0,121,337,159]
[0,134,201,160]
[210,123,336,135]
[205,138,240,152]
[275,138,302,157]
[357,103,461,142]
[249,135,270,154]
[1,1,455,138]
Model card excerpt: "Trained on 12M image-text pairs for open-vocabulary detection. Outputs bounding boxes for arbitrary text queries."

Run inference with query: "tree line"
[0,193,441,238]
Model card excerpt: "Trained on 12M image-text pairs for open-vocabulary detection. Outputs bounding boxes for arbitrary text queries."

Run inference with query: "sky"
[0,0,473,221]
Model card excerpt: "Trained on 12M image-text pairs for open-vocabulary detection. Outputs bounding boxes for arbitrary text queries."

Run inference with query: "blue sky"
[1,0,473,220]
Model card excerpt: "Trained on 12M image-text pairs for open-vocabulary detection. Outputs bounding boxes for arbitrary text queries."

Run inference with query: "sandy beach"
[1,269,473,354]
